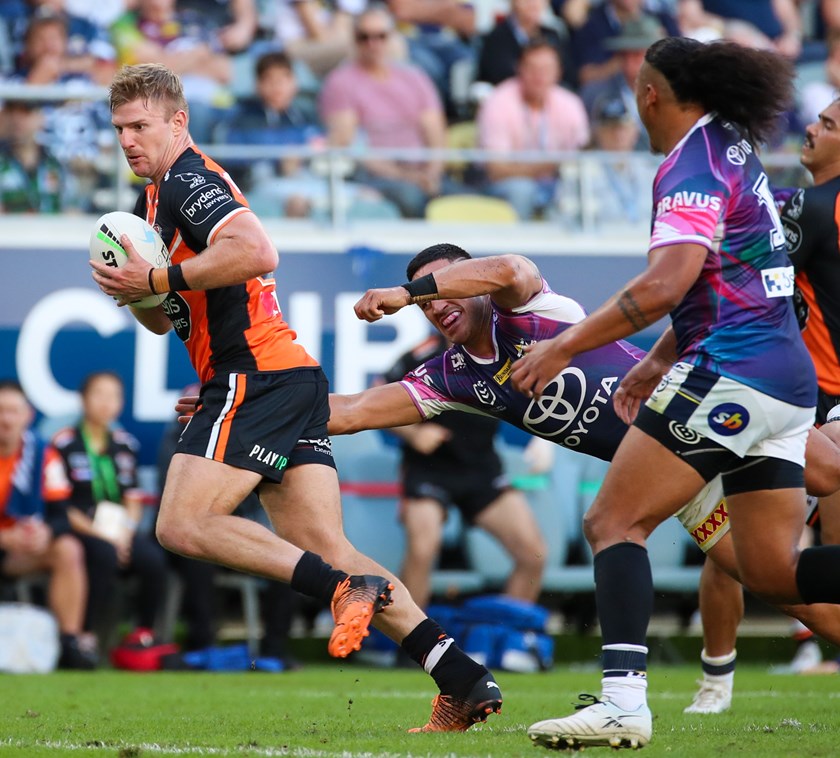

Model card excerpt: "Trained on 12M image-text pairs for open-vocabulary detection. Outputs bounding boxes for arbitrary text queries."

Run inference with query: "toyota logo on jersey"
[522,367,587,437]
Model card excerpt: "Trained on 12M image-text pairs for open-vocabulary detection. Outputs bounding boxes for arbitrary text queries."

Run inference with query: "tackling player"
[339,242,840,744]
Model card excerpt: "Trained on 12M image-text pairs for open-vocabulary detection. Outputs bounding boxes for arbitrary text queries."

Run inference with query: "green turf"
[0,664,836,757]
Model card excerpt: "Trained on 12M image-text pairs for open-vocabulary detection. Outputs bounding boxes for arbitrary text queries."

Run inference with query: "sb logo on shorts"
[708,403,750,436]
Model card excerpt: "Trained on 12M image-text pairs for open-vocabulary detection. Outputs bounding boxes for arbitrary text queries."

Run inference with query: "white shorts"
[646,362,814,465]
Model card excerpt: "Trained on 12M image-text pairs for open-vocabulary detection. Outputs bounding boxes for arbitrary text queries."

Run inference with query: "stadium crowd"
[0,0,838,220]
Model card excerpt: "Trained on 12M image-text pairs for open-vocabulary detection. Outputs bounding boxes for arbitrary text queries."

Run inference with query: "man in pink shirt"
[477,39,590,219]
[320,6,454,217]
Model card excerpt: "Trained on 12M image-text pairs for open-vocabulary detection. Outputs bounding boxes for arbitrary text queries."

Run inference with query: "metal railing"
[0,83,808,230]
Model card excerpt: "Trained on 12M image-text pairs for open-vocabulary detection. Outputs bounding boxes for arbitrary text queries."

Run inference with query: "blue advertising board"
[3,230,658,471]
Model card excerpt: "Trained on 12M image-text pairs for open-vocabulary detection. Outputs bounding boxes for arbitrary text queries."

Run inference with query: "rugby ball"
[89,211,170,308]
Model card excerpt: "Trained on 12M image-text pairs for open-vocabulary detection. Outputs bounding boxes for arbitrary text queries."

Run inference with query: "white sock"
[601,675,648,711]
[700,648,736,689]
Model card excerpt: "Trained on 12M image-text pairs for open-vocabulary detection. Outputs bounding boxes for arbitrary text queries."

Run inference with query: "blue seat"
[341,492,405,576]
[646,516,702,593]
[464,444,586,591]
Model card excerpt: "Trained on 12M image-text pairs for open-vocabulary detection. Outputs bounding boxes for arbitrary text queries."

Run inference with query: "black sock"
[594,542,653,647]
[401,618,487,698]
[290,551,348,605]
[796,546,840,604]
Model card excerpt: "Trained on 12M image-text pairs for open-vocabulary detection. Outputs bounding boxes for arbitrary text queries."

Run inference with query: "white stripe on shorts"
[205,373,237,459]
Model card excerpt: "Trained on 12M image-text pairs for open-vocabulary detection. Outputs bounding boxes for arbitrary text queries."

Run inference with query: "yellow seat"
[426,194,519,223]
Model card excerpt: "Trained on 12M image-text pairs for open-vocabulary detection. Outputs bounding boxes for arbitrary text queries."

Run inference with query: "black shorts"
[178,367,335,483]
[402,466,509,523]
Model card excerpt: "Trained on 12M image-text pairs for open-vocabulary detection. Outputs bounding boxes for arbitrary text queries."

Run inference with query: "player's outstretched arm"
[328,383,423,435]
[354,254,543,322]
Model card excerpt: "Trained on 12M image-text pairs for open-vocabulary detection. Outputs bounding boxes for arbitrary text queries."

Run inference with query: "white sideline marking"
[0,740,411,757]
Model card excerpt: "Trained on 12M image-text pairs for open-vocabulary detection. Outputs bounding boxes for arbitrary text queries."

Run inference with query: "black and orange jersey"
[781,177,840,395]
[133,145,317,384]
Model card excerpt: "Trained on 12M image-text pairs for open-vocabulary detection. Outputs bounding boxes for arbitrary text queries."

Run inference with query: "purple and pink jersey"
[650,113,815,407]
[399,282,644,461]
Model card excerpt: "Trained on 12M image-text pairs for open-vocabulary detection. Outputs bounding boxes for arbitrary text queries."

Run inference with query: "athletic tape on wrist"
[168,263,191,292]
[402,273,437,304]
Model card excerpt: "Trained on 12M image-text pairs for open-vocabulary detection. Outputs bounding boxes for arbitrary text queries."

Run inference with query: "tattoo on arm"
[617,290,651,330]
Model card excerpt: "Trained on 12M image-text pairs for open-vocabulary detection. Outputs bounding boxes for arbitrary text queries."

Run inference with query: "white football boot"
[528,694,652,750]
[683,679,732,714]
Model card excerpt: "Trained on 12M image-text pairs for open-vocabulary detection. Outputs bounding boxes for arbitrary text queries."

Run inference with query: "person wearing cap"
[571,0,679,87]
[580,14,666,151]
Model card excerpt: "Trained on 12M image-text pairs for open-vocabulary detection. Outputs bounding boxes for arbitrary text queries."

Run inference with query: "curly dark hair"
[645,37,795,147]
[406,243,471,280]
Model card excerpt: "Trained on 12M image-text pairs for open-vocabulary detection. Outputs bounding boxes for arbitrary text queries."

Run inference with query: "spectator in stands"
[699,0,803,59]
[579,14,663,149]
[0,98,71,213]
[584,95,657,225]
[215,51,326,218]
[477,38,589,220]
[386,0,476,110]
[571,0,678,87]
[110,0,234,143]
[476,0,575,89]
[800,28,840,127]
[177,0,258,53]
[52,371,168,650]
[9,10,111,211]
[7,2,116,85]
[320,6,453,218]
[383,332,546,611]
[0,379,96,669]
[551,0,591,31]
[269,0,367,78]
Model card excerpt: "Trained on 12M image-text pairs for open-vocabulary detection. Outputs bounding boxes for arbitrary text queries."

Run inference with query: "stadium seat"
[158,570,262,655]
[341,492,405,575]
[646,517,702,593]
[425,194,519,223]
[464,443,591,592]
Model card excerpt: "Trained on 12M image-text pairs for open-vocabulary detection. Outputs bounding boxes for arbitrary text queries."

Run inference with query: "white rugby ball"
[89,211,170,308]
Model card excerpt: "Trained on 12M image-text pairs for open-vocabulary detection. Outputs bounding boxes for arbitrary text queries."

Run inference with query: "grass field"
[1,664,836,757]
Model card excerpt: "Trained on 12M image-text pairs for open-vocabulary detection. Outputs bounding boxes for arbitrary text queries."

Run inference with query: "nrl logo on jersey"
[473,381,497,406]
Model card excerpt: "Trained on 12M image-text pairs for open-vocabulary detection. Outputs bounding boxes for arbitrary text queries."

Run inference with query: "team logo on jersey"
[450,352,466,370]
[761,265,795,298]
[514,338,535,358]
[668,420,701,444]
[785,189,805,220]
[783,218,802,254]
[473,381,497,406]
[708,403,750,436]
[493,358,512,385]
[180,184,233,225]
[175,172,207,189]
